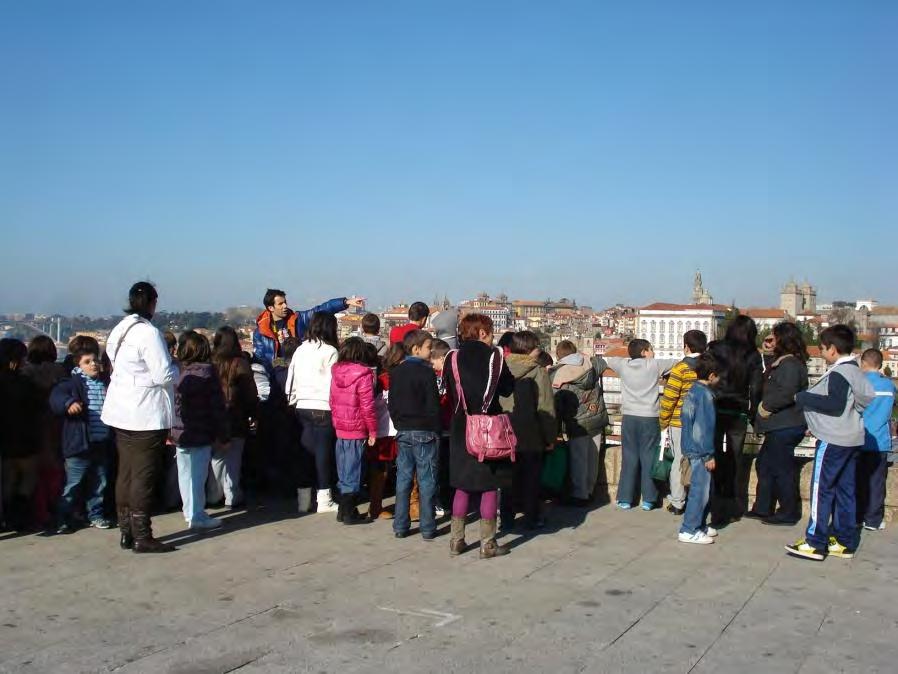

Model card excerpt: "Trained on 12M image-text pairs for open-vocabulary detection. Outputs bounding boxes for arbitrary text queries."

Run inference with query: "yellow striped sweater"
[659,359,698,429]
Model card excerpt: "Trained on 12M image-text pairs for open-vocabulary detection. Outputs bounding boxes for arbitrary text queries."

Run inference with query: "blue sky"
[1,1,896,315]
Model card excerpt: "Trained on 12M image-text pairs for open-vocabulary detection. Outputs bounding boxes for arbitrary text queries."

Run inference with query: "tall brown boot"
[479,519,510,559]
[368,466,386,519]
[118,506,133,550]
[131,511,175,553]
[449,517,467,557]
[409,476,420,522]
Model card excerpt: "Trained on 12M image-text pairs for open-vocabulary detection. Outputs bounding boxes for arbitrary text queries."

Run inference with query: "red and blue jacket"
[252,298,348,367]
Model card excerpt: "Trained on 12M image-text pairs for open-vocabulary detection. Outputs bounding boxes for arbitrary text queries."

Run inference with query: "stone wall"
[597,441,897,523]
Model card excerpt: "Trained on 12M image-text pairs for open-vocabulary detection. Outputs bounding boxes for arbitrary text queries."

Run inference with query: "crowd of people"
[0,282,895,563]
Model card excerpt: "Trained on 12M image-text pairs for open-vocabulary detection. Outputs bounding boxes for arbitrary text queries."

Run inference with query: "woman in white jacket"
[102,282,178,553]
[284,312,339,513]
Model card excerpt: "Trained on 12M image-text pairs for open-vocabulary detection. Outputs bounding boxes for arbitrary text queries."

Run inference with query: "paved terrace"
[2,495,896,674]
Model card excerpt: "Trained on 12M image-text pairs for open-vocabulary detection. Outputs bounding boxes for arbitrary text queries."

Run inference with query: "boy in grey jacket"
[785,325,875,562]
[596,339,678,511]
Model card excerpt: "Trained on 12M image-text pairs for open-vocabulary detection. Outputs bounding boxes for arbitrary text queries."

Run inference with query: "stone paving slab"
[2,500,897,673]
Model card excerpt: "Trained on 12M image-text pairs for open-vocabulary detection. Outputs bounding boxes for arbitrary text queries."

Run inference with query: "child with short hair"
[389,330,441,540]
[856,348,896,532]
[678,352,720,544]
[596,339,679,511]
[659,330,707,516]
[367,345,399,520]
[171,331,229,530]
[329,337,378,525]
[786,325,874,561]
[430,339,453,517]
[361,313,388,358]
[50,344,114,533]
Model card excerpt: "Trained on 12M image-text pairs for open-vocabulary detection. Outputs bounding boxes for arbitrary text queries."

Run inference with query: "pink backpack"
[449,349,517,463]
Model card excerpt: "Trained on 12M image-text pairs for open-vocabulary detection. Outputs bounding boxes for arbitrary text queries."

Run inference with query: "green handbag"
[650,441,675,482]
[541,441,569,493]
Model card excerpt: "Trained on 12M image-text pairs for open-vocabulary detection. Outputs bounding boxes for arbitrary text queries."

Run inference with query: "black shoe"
[422,532,437,541]
[743,510,769,521]
[666,504,685,516]
[523,517,546,530]
[394,531,409,539]
[56,522,76,535]
[762,516,799,527]
[342,494,367,525]
[565,497,591,508]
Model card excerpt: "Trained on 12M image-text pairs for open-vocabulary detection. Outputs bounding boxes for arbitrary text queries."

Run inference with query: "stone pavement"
[2,500,897,674]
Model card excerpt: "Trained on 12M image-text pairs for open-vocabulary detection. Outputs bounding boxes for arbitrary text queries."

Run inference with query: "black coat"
[444,340,515,492]
[755,355,809,433]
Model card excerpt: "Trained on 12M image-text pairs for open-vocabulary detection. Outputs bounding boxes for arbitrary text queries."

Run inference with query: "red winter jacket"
[329,362,378,440]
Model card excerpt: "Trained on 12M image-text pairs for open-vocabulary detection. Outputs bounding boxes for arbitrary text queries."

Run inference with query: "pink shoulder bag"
[449,349,517,463]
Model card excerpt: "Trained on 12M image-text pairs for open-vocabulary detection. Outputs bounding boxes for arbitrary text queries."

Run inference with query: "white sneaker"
[189,516,223,531]
[863,521,886,531]
[435,505,446,518]
[704,527,719,538]
[678,531,715,545]
[316,489,338,513]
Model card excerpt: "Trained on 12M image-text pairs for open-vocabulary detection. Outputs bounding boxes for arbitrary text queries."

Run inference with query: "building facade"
[780,280,817,317]
[636,303,728,359]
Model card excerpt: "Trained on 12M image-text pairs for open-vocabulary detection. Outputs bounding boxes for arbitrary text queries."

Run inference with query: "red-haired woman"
[443,313,515,559]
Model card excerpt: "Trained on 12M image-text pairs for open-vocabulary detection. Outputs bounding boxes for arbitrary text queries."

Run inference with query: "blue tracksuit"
[857,371,896,528]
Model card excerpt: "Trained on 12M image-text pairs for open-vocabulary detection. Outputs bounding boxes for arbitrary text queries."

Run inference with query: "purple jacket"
[171,362,229,447]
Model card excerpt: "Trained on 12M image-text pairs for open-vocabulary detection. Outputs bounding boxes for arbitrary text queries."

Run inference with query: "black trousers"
[753,426,806,520]
[500,451,544,524]
[712,413,749,519]
[856,451,889,528]
[114,429,168,513]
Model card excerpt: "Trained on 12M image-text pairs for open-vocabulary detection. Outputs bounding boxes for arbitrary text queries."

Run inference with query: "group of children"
[2,301,895,564]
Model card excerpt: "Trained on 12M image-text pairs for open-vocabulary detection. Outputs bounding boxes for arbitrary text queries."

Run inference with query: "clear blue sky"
[2,1,896,315]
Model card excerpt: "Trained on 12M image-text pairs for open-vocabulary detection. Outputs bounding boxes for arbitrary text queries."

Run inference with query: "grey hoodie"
[599,356,679,418]
[361,333,388,358]
[797,359,874,447]
[429,308,459,349]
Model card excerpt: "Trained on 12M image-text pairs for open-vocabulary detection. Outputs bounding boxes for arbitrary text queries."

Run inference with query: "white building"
[479,305,512,332]
[636,303,728,359]
[743,308,789,333]
[878,324,898,349]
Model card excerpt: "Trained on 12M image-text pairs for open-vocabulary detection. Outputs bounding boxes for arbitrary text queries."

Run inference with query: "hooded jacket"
[550,353,610,437]
[796,358,874,447]
[430,308,459,349]
[329,362,378,439]
[361,333,388,358]
[252,297,348,365]
[171,362,230,448]
[50,370,111,458]
[500,354,557,453]
[755,354,809,433]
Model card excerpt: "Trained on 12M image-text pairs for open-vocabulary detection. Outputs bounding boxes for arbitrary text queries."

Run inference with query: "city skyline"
[3,2,896,315]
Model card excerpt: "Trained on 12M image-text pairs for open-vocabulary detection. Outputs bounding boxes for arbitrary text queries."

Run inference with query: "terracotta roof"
[640,302,730,312]
[605,346,630,357]
[743,308,787,319]
[871,306,898,315]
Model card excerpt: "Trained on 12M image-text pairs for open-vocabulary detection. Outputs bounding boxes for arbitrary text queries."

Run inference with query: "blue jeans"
[59,444,109,522]
[335,438,366,495]
[618,415,661,505]
[680,457,711,535]
[176,445,212,524]
[394,431,439,537]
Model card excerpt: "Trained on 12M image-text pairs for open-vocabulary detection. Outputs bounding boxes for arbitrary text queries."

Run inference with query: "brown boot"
[131,511,175,553]
[409,476,420,522]
[449,517,467,556]
[368,466,386,519]
[479,519,510,559]
[117,506,133,550]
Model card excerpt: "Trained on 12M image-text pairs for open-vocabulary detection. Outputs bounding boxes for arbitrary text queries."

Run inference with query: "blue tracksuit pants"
[805,441,861,550]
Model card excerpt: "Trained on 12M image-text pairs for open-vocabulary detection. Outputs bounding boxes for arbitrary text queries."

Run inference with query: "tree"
[884,366,893,378]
